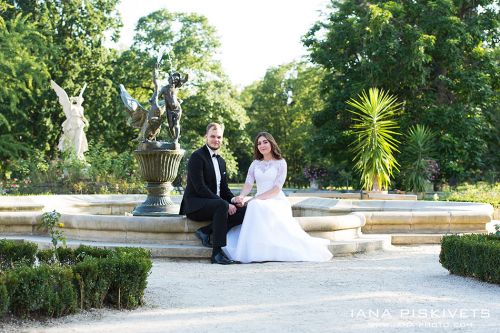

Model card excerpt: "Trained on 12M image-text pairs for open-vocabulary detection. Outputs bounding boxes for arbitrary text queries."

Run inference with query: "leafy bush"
[74,245,114,259]
[442,182,500,208]
[1,143,144,195]
[0,241,153,318]
[440,234,500,284]
[37,247,77,266]
[5,264,77,318]
[105,248,152,309]
[73,256,112,309]
[347,88,402,191]
[0,240,37,270]
[0,278,9,318]
[400,125,436,193]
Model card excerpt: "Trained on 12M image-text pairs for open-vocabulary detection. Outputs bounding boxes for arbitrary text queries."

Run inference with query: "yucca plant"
[402,124,435,193]
[347,88,402,191]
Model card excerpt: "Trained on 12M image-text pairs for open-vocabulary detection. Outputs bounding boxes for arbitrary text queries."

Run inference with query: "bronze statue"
[160,71,188,143]
[119,50,188,143]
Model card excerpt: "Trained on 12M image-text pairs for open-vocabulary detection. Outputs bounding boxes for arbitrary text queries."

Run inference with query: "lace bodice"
[245,159,287,195]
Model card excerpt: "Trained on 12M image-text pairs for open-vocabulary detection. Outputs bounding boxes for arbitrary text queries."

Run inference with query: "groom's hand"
[228,204,237,215]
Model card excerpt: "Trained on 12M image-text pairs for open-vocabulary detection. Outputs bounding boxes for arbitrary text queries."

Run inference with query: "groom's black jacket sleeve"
[179,146,234,215]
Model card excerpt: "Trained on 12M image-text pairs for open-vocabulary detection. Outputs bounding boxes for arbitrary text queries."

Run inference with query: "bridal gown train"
[223,159,332,263]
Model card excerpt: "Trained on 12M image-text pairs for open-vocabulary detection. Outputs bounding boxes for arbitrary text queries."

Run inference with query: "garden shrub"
[37,247,77,266]
[0,277,9,318]
[440,234,500,284]
[74,245,113,259]
[5,264,77,318]
[105,248,152,309]
[0,240,37,270]
[0,240,153,318]
[442,182,500,208]
[73,256,112,310]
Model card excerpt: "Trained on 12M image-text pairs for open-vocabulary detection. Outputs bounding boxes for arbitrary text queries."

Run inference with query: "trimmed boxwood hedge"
[440,234,500,284]
[0,240,152,319]
[0,240,37,270]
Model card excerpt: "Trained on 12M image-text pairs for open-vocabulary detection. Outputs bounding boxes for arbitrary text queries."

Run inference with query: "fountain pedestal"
[133,141,184,216]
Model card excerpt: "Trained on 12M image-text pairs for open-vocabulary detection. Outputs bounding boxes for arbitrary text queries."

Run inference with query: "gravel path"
[2,245,499,333]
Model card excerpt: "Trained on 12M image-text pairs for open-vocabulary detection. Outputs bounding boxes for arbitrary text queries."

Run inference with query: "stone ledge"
[0,235,388,258]
[292,197,493,213]
[391,234,444,245]
[0,211,364,244]
[289,192,417,200]
[0,203,44,212]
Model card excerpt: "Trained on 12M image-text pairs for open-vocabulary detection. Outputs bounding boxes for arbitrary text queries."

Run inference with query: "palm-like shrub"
[347,88,402,191]
[402,124,435,193]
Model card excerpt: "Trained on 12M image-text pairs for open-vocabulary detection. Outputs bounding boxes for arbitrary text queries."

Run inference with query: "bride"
[223,132,332,263]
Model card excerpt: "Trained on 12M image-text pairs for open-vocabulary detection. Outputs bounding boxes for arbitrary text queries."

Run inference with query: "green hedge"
[440,234,500,284]
[5,264,77,318]
[0,240,152,319]
[0,240,37,270]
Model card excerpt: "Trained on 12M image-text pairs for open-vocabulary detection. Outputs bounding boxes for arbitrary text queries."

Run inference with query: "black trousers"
[187,198,246,247]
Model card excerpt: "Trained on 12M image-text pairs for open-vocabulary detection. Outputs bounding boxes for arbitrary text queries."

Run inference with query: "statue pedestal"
[133,142,184,216]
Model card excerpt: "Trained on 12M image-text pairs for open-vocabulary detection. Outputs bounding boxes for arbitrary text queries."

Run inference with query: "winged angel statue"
[50,80,89,160]
[119,50,188,143]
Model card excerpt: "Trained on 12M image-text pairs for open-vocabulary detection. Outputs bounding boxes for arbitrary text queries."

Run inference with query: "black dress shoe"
[195,229,212,247]
[211,251,236,265]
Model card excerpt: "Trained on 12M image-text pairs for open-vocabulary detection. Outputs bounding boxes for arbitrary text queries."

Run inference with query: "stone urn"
[133,142,184,216]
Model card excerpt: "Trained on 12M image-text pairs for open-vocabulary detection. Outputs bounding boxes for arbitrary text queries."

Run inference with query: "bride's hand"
[233,195,244,207]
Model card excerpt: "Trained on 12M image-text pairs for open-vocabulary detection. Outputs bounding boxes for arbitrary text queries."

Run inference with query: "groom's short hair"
[206,122,224,134]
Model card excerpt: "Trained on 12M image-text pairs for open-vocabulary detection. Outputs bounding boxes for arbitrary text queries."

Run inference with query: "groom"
[180,123,246,264]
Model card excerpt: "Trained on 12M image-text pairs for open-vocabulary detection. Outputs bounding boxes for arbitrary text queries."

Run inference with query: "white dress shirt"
[206,145,221,196]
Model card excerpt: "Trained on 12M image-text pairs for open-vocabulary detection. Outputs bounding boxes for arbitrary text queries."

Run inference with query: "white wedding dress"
[224,159,332,263]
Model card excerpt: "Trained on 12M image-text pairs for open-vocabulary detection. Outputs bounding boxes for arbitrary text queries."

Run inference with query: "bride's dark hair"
[253,132,282,160]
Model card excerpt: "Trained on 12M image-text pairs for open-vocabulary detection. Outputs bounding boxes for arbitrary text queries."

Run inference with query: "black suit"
[180,145,245,247]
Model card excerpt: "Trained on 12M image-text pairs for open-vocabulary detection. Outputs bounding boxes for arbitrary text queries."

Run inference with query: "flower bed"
[0,240,152,319]
[439,234,500,284]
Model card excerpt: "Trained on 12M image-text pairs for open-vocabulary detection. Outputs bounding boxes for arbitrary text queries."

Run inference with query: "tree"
[304,0,499,183]
[400,125,436,193]
[242,62,326,185]
[2,0,123,160]
[347,88,402,191]
[0,3,50,177]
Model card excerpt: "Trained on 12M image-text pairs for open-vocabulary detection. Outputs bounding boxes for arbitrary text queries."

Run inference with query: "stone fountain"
[119,50,188,216]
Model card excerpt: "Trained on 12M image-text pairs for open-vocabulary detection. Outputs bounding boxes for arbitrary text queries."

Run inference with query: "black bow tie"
[212,154,220,159]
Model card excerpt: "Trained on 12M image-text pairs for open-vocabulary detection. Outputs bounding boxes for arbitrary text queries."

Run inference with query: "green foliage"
[0,240,37,270]
[5,264,77,318]
[105,248,152,309]
[0,242,153,317]
[0,0,126,177]
[73,256,112,309]
[242,62,325,185]
[347,88,401,191]
[304,0,499,184]
[442,182,500,208]
[0,278,9,318]
[440,234,500,284]
[74,245,115,259]
[0,10,49,165]
[1,143,144,195]
[37,247,77,266]
[401,125,436,192]
[37,210,66,258]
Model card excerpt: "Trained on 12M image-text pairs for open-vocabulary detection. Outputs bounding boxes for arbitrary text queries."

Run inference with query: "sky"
[115,0,329,88]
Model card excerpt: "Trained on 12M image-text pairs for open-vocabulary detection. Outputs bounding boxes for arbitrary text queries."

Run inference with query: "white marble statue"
[50,80,89,160]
